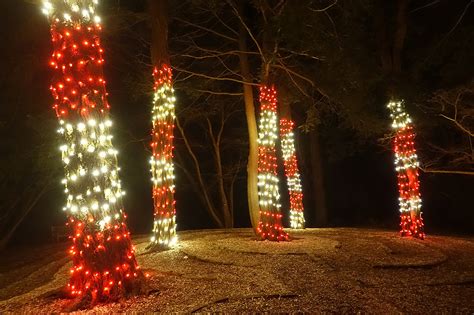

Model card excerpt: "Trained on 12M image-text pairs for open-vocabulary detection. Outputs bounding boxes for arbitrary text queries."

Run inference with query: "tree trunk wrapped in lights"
[149,65,177,247]
[387,100,425,239]
[42,0,144,303]
[256,85,289,241]
[279,119,305,229]
[148,0,177,248]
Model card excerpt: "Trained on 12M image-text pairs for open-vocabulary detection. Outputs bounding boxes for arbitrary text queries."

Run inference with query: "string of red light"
[150,64,177,247]
[280,119,305,229]
[388,101,425,239]
[256,85,289,241]
[44,0,145,301]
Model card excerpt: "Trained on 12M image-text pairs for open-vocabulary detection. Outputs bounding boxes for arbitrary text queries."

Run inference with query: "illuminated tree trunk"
[376,0,424,238]
[256,85,289,241]
[278,101,305,229]
[255,0,289,241]
[148,0,177,248]
[237,2,259,232]
[42,1,144,303]
[387,101,424,239]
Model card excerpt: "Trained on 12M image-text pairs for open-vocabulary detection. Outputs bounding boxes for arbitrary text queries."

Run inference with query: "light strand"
[43,0,144,301]
[149,64,177,247]
[256,85,289,241]
[280,119,305,229]
[387,100,425,239]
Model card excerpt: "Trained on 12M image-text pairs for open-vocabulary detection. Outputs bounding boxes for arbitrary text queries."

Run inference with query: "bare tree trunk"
[176,119,225,228]
[309,126,328,226]
[207,116,233,228]
[214,148,232,228]
[376,0,411,97]
[392,0,410,77]
[149,0,169,67]
[378,1,424,238]
[375,4,392,74]
[237,2,259,231]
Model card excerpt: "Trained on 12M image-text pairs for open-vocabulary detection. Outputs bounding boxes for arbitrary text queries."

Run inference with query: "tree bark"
[148,0,177,248]
[375,4,392,74]
[392,0,410,77]
[237,2,259,231]
[376,0,411,98]
[149,0,169,67]
[254,1,289,241]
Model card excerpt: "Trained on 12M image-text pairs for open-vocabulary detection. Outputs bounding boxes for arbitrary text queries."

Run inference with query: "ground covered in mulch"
[0,228,473,313]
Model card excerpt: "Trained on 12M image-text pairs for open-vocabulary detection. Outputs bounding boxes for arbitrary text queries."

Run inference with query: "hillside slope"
[0,228,473,313]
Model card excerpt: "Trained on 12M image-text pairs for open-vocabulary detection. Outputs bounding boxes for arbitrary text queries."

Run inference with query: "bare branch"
[174,17,238,42]
[226,0,266,63]
[175,50,259,60]
[439,114,474,137]
[410,0,441,13]
[212,10,239,36]
[420,167,474,176]
[279,48,324,61]
[174,66,260,86]
[310,0,338,12]
[424,0,473,63]
[176,118,224,227]
[187,89,243,96]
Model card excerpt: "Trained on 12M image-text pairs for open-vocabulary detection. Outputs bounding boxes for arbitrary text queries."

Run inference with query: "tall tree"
[148,0,177,249]
[377,0,424,238]
[236,1,260,232]
[278,92,305,229]
[387,100,424,239]
[255,0,289,241]
[41,0,144,304]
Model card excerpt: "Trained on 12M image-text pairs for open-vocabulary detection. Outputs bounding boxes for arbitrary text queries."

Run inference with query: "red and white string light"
[387,100,425,239]
[42,0,144,301]
[256,85,289,241]
[149,64,177,247]
[280,119,305,229]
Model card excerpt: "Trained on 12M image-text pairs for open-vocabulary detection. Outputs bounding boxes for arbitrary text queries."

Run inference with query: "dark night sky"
[0,0,473,248]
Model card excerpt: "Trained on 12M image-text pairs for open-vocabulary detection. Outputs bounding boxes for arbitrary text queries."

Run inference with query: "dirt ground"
[0,228,473,313]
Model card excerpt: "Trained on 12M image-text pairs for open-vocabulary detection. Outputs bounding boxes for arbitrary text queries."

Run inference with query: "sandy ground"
[0,228,473,313]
